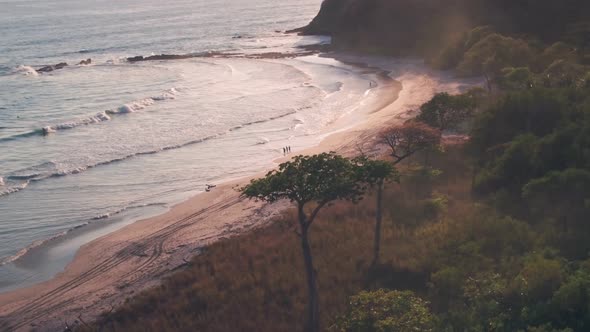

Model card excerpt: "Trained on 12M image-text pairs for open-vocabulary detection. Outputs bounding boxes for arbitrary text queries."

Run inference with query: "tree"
[542,60,589,88]
[380,122,441,165]
[241,152,365,332]
[498,67,536,90]
[354,157,399,266]
[333,289,436,332]
[523,169,590,240]
[416,93,477,132]
[457,33,535,91]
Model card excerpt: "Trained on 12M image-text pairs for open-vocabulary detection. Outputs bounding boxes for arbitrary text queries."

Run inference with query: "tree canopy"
[334,289,436,332]
[416,92,477,131]
[241,152,365,208]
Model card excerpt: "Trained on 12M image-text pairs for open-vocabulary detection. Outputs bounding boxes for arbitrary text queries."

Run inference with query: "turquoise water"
[0,0,388,291]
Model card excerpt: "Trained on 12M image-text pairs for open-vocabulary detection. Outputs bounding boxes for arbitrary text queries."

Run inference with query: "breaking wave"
[0,182,29,198]
[42,88,179,134]
[255,137,270,145]
[91,202,167,220]
[0,88,179,143]
[13,65,39,76]
[0,108,300,199]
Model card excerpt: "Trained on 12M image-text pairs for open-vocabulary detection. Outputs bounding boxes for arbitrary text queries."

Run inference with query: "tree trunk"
[372,181,384,266]
[298,206,319,332]
[471,160,477,193]
[484,73,492,93]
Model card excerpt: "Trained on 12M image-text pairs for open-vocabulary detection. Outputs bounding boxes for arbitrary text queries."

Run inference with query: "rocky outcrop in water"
[37,62,68,73]
[78,58,92,65]
[127,54,196,62]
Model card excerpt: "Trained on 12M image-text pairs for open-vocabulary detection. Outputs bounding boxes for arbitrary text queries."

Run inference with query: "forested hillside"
[300,0,590,60]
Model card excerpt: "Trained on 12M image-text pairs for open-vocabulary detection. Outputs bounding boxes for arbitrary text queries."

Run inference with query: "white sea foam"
[0,177,3,186]
[42,88,179,134]
[14,65,38,76]
[116,98,155,113]
[255,137,270,145]
[0,182,28,197]
[152,88,178,101]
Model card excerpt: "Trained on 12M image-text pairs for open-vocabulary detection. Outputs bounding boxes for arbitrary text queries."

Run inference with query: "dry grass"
[84,146,475,332]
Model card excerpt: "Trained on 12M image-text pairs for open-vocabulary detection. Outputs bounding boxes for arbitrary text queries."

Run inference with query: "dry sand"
[0,54,480,332]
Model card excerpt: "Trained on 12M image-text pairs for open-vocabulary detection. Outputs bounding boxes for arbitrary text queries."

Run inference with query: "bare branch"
[355,141,367,157]
[308,201,328,226]
[380,122,441,165]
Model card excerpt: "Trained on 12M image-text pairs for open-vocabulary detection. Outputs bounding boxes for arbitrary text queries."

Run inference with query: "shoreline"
[0,53,480,331]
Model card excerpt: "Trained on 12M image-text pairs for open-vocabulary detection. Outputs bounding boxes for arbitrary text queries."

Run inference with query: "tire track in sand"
[1,196,244,331]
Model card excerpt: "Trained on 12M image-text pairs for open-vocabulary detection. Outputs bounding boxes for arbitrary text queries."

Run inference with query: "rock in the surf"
[37,62,68,73]
[78,58,92,65]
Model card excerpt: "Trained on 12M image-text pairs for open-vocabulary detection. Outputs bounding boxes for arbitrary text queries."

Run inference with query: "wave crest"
[42,88,179,134]
[0,202,168,265]
[1,108,299,199]
[14,65,38,76]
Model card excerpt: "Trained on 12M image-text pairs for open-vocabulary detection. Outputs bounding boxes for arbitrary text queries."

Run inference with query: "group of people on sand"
[282,146,292,155]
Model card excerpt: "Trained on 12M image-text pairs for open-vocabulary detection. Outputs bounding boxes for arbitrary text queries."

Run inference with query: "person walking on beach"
[283,147,286,155]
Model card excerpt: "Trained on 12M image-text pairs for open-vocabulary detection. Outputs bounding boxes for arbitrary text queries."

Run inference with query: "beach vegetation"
[240,152,366,332]
[380,122,441,164]
[353,157,399,266]
[332,289,436,332]
[415,92,477,132]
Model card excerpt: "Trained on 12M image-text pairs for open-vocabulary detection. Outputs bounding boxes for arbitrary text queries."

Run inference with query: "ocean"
[0,0,390,292]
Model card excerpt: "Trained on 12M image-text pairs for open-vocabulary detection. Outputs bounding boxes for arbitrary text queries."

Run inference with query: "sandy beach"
[0,53,479,331]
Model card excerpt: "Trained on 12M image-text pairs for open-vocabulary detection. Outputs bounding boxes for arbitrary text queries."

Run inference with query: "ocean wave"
[91,202,167,220]
[255,137,270,145]
[292,117,305,130]
[0,88,180,141]
[0,65,11,76]
[42,111,111,134]
[6,173,42,181]
[0,182,29,198]
[0,108,300,199]
[0,130,46,143]
[0,177,4,186]
[229,109,297,132]
[0,202,167,265]
[13,65,38,76]
[1,229,71,265]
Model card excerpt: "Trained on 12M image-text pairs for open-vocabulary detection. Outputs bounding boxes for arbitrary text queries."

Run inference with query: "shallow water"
[0,0,399,292]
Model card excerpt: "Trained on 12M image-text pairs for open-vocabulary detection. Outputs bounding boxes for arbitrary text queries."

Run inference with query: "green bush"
[333,289,436,332]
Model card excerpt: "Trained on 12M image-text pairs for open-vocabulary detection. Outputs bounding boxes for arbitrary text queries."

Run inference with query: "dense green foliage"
[241,152,364,206]
[415,92,477,131]
[333,289,436,332]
